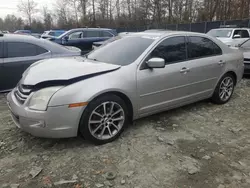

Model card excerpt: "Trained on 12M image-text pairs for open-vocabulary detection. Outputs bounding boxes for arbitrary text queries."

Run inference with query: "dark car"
[49,28,117,54]
[0,34,81,92]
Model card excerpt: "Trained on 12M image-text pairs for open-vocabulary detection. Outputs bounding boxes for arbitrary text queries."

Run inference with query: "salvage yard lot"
[0,79,250,188]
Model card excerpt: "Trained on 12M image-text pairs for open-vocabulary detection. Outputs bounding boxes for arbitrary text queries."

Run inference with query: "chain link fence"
[117,19,250,33]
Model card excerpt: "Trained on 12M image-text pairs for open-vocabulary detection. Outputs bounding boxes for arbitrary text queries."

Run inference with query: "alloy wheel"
[219,77,234,101]
[88,101,125,140]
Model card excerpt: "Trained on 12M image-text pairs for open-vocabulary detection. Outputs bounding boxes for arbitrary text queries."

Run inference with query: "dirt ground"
[1,79,250,188]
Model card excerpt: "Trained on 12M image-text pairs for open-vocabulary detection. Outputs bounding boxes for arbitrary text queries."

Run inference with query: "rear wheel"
[211,73,235,104]
[79,94,128,144]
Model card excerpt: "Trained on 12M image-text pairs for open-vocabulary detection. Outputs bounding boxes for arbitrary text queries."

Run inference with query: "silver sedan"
[7,31,244,144]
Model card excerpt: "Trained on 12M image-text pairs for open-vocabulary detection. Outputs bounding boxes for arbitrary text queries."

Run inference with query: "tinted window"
[37,46,48,54]
[188,37,222,59]
[103,31,113,37]
[48,32,55,36]
[7,42,47,58]
[84,31,100,37]
[150,36,187,64]
[0,42,3,58]
[87,37,153,66]
[241,30,249,38]
[233,30,242,38]
[69,31,83,39]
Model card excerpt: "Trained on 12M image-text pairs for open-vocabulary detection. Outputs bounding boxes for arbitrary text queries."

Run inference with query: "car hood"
[21,57,121,86]
[216,38,233,45]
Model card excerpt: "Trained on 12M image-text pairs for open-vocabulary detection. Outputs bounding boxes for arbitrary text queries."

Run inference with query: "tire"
[211,73,236,104]
[79,94,129,145]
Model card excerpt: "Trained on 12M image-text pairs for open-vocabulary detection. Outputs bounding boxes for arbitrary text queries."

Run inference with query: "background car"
[92,32,134,49]
[238,39,250,75]
[14,30,32,35]
[207,27,250,46]
[31,33,42,38]
[0,34,81,92]
[7,31,244,144]
[41,30,66,39]
[49,28,117,54]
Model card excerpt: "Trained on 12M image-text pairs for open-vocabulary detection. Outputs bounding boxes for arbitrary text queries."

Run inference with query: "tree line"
[0,0,250,32]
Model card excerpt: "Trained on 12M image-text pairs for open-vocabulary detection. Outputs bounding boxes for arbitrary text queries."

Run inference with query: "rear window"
[7,42,48,58]
[84,31,100,37]
[207,29,232,38]
[87,36,154,66]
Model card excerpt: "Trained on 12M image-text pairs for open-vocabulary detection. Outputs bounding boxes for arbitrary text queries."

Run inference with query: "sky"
[0,0,53,19]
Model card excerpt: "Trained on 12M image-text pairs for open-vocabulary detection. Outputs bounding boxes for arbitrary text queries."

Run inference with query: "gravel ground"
[1,79,250,188]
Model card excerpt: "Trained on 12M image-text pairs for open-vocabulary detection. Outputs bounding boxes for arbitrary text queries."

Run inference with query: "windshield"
[207,29,232,38]
[87,36,154,66]
[240,39,250,48]
[54,31,65,36]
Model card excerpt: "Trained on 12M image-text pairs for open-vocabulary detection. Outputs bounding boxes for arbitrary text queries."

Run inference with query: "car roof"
[127,31,209,39]
[68,28,113,32]
[2,33,36,40]
[0,34,75,54]
[210,28,250,30]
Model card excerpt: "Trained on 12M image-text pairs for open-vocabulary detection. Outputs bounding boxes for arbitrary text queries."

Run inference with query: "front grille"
[14,84,32,104]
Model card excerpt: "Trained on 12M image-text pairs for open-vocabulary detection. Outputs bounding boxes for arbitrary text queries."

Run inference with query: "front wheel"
[79,94,128,144]
[211,73,236,104]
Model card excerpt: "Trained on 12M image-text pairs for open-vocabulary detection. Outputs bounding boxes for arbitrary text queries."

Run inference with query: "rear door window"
[188,36,222,59]
[84,31,100,37]
[7,42,47,58]
[102,31,113,37]
[241,30,250,38]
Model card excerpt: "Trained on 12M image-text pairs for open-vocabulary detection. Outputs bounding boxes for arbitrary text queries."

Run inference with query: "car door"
[100,30,114,41]
[184,36,225,97]
[82,30,102,52]
[0,42,50,91]
[63,30,84,49]
[232,29,250,45]
[137,36,194,116]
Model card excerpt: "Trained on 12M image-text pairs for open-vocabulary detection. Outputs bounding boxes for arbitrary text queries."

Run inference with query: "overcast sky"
[0,0,53,19]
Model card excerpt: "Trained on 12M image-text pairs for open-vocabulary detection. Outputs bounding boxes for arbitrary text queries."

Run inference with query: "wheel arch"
[225,71,237,85]
[85,91,134,122]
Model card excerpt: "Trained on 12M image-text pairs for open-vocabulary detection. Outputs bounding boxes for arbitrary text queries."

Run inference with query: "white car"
[207,28,250,47]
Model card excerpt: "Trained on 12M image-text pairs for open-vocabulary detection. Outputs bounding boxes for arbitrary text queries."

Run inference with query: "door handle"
[218,60,226,66]
[180,67,190,73]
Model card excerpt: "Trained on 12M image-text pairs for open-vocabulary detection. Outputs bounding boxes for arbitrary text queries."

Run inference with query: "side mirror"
[63,36,69,41]
[233,34,241,39]
[146,58,165,68]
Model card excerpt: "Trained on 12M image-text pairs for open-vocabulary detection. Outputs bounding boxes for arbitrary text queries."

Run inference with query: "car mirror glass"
[233,34,241,39]
[146,58,165,68]
[64,36,69,41]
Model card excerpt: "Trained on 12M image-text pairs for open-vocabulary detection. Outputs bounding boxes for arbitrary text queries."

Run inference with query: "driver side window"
[150,36,187,64]
[141,36,187,69]
[68,31,83,39]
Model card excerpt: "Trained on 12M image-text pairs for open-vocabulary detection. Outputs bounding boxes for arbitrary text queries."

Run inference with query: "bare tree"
[17,0,37,26]
[42,6,53,30]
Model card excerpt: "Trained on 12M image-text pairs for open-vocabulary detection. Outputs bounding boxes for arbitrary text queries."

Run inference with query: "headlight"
[28,86,62,111]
